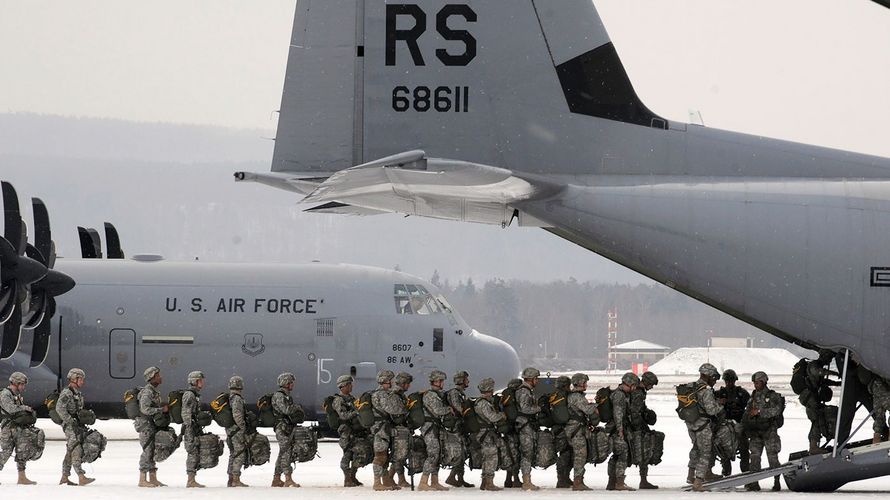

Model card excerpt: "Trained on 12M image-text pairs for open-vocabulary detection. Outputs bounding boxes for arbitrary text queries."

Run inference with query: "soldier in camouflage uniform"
[686,363,726,491]
[870,376,890,444]
[0,372,36,485]
[332,375,364,487]
[56,368,95,486]
[744,372,784,491]
[516,367,542,490]
[553,375,574,489]
[715,369,750,476]
[391,372,413,487]
[798,351,841,454]
[135,366,169,488]
[181,370,206,488]
[445,370,473,488]
[225,375,250,487]
[419,370,454,491]
[607,372,637,491]
[502,378,523,488]
[566,373,599,491]
[628,371,659,489]
[475,377,506,491]
[371,370,406,491]
[271,372,304,488]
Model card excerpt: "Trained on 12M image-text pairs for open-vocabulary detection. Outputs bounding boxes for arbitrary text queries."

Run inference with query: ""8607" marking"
[392,86,469,113]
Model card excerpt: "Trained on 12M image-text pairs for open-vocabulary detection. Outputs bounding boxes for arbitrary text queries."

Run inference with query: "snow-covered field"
[1,392,888,497]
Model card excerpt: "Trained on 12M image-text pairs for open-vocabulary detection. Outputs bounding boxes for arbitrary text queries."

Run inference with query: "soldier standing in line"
[516,367,542,490]
[628,371,659,489]
[744,372,785,492]
[686,363,726,491]
[226,375,249,487]
[445,370,473,488]
[474,377,506,491]
[420,370,453,491]
[391,372,413,487]
[607,372,637,491]
[870,376,890,444]
[370,370,405,491]
[566,373,599,491]
[0,372,36,485]
[553,375,574,489]
[135,366,168,488]
[332,375,363,487]
[271,372,303,488]
[56,368,95,486]
[502,378,523,488]
[715,369,750,476]
[181,370,206,488]
[798,351,841,454]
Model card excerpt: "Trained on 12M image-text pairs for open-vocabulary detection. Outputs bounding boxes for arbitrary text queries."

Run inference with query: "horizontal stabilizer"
[234,171,330,196]
[304,202,388,216]
[302,151,558,226]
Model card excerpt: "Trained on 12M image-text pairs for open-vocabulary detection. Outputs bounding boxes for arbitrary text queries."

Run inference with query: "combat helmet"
[477,377,495,393]
[752,371,769,383]
[555,375,571,390]
[278,372,296,388]
[641,371,659,386]
[67,368,85,381]
[571,373,589,387]
[453,370,470,386]
[395,372,413,385]
[521,367,540,379]
[429,370,447,383]
[187,371,205,386]
[699,363,719,378]
[377,369,395,384]
[229,375,244,390]
[722,369,738,382]
[9,372,28,384]
[621,372,640,386]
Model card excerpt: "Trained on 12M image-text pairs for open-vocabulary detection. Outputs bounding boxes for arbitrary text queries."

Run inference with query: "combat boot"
[744,481,761,491]
[874,432,883,445]
[772,476,782,491]
[149,470,167,487]
[481,476,502,491]
[417,472,432,491]
[445,469,461,487]
[639,474,658,489]
[186,473,205,488]
[503,473,514,488]
[721,460,731,477]
[17,470,36,485]
[521,472,540,491]
[703,469,722,482]
[284,472,300,487]
[373,475,395,491]
[572,475,592,491]
[692,478,705,492]
[271,474,285,487]
[59,474,76,486]
[613,476,636,491]
[351,469,364,486]
[556,469,572,488]
[139,472,157,488]
[383,468,401,490]
[78,473,95,486]
[396,470,410,487]
[512,471,522,487]
[430,473,450,491]
[343,469,355,487]
[606,474,616,490]
[230,474,249,487]
[809,439,822,455]
[686,467,695,484]
[458,471,474,487]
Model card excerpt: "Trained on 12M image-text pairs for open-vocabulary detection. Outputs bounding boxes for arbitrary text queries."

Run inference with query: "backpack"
[537,393,554,427]
[248,433,271,466]
[168,389,186,425]
[463,398,481,434]
[257,393,276,428]
[595,387,614,423]
[355,391,376,428]
[407,391,427,430]
[17,427,45,462]
[290,426,318,463]
[82,429,107,463]
[44,389,63,425]
[586,428,612,464]
[500,386,519,422]
[534,429,557,468]
[548,390,569,425]
[791,358,810,395]
[153,427,181,462]
[210,393,235,428]
[675,382,706,423]
[323,394,341,429]
[123,387,142,419]
[197,434,224,469]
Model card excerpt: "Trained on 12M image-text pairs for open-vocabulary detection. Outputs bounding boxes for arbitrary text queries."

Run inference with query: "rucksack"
[791,358,810,395]
[323,394,341,429]
[197,434,224,469]
[248,433,271,466]
[675,382,706,423]
[210,393,235,428]
[290,426,318,463]
[82,429,107,463]
[595,387,614,423]
[500,386,519,422]
[44,389,63,425]
[17,426,45,462]
[123,387,142,419]
[153,427,181,462]
[257,393,276,428]
[406,391,427,430]
[168,389,186,425]
[355,391,376,428]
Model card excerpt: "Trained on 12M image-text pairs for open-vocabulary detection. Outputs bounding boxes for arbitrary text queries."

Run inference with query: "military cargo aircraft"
[0,182,520,419]
[235,0,890,490]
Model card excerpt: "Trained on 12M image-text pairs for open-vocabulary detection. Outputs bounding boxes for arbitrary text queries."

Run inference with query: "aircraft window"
[394,284,442,315]
[435,294,453,313]
[395,296,414,314]
[433,328,444,352]
[394,284,409,296]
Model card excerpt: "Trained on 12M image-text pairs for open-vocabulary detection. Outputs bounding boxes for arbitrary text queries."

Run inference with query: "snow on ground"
[1,392,888,497]
[650,348,801,376]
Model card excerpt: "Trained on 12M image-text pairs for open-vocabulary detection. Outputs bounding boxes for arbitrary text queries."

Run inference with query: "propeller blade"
[104,222,124,259]
[32,198,52,265]
[87,227,103,259]
[0,306,21,359]
[29,302,52,367]
[78,226,97,259]
[22,289,46,330]
[0,280,15,325]
[1,181,23,253]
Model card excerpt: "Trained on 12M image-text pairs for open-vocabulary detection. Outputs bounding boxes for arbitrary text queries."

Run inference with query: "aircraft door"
[109,328,135,379]
[350,362,377,395]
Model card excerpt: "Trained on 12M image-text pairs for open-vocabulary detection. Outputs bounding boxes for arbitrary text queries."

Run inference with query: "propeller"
[105,222,124,259]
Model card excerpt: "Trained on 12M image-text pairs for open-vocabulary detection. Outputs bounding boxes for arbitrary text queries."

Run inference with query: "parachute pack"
[210,393,235,428]
[257,393,276,428]
[406,391,427,430]
[44,389,63,425]
[168,389,187,425]
[323,394,341,429]
[499,387,519,422]
[462,398,481,434]
[791,358,811,395]
[675,382,706,423]
[355,391,376,428]
[595,387,614,423]
[123,387,142,420]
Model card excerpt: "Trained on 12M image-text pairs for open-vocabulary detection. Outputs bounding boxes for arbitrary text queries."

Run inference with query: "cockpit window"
[435,294,453,313]
[394,284,442,315]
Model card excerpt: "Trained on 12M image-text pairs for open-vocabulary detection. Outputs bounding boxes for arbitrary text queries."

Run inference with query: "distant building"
[709,337,754,348]
[610,339,671,371]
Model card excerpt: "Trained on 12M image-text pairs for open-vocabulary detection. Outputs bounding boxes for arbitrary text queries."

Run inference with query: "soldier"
[566,373,599,491]
[607,372,637,491]
[744,372,784,492]
[628,371,659,489]
[0,372,36,485]
[553,375,573,489]
[419,370,453,491]
[56,368,95,486]
[715,368,750,476]
[445,370,473,488]
[271,372,304,488]
[391,372,413,487]
[798,351,841,454]
[870,376,890,444]
[181,370,206,488]
[370,370,406,491]
[686,363,725,491]
[502,378,523,488]
[474,377,506,491]
[135,366,169,487]
[332,375,363,487]
[516,366,542,490]
[226,375,250,487]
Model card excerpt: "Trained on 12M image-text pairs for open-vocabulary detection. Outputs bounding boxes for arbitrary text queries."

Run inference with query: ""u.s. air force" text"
[164,297,322,314]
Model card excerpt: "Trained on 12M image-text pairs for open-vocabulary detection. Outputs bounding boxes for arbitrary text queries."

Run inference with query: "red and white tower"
[607,308,618,373]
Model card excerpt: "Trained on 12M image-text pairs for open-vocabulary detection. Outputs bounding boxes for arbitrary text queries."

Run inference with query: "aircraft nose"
[462,330,520,392]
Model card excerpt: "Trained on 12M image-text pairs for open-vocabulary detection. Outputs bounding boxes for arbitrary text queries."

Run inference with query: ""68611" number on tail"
[392,86,469,113]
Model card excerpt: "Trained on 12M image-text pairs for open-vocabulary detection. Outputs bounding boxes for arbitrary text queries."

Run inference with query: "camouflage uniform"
[552,376,573,488]
[798,357,840,444]
[332,390,359,473]
[869,377,890,437]
[627,384,653,475]
[371,377,407,479]
[686,375,724,480]
[715,375,750,474]
[421,387,453,474]
[389,382,411,477]
[566,381,598,481]
[272,385,304,476]
[746,386,783,475]
[226,388,249,476]
[180,388,202,474]
[608,387,632,481]
[0,386,32,473]
[515,381,540,476]
[57,385,87,477]
[135,383,163,473]
[445,382,470,485]
[502,378,523,487]
[475,378,506,490]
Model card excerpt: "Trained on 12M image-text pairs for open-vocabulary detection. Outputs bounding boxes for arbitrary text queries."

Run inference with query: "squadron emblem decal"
[241,333,265,356]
